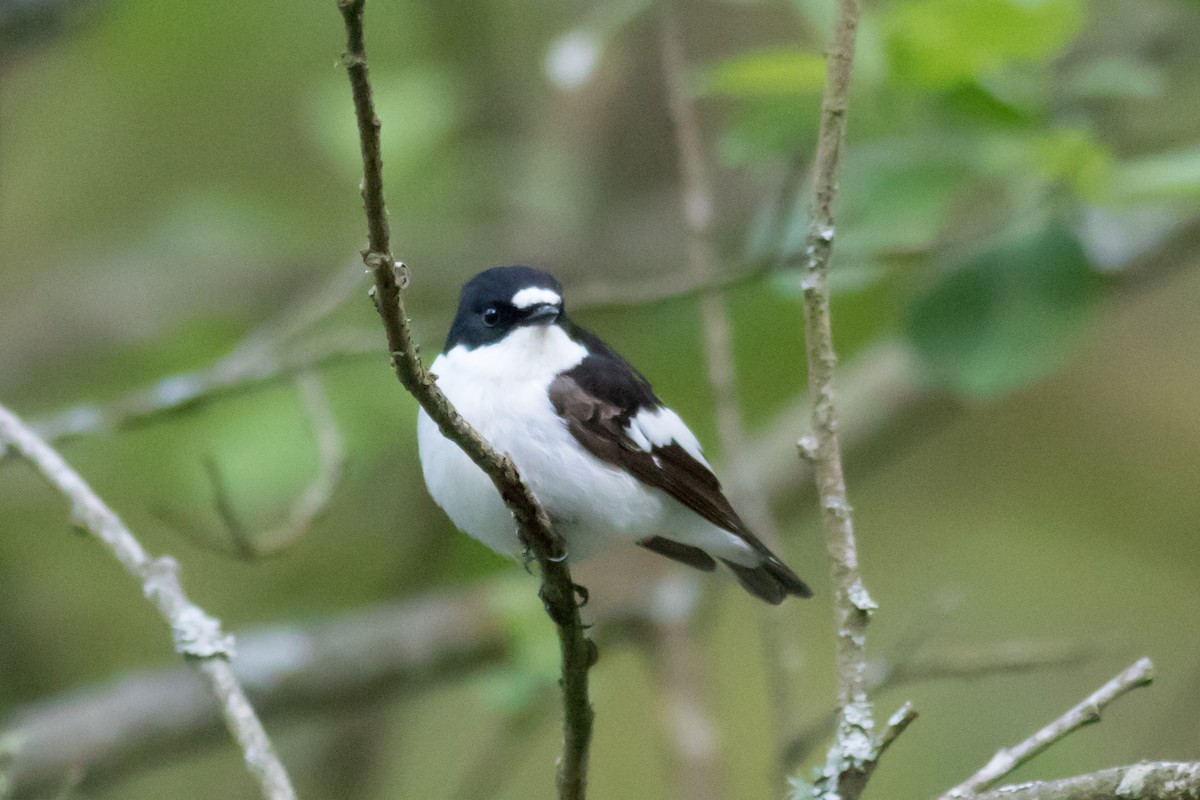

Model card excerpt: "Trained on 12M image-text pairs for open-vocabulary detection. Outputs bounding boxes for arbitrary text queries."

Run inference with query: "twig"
[784,638,1094,768]
[256,370,345,552]
[570,262,770,311]
[0,403,296,800]
[655,9,745,798]
[24,328,376,445]
[157,370,346,559]
[941,658,1156,798]
[885,640,1094,689]
[658,5,800,790]
[16,206,1200,457]
[794,0,914,797]
[334,2,594,797]
[968,761,1200,800]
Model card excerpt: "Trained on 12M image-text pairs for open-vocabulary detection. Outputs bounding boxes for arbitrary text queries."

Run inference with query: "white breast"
[416,325,666,560]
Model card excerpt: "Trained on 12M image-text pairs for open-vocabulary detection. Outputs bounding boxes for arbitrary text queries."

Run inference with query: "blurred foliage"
[2,0,1200,798]
[908,226,1104,395]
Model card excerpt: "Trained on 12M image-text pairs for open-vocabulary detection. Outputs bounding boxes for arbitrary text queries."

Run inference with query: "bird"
[417,266,812,604]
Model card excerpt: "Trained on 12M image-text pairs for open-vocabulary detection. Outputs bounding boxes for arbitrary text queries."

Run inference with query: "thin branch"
[157,370,346,559]
[784,638,1094,768]
[335,2,594,797]
[884,640,1094,689]
[794,0,898,797]
[24,328,376,445]
[17,201,1200,456]
[258,370,345,552]
[658,6,800,790]
[969,761,1200,800]
[570,262,769,311]
[655,8,749,799]
[0,403,296,800]
[941,658,1156,798]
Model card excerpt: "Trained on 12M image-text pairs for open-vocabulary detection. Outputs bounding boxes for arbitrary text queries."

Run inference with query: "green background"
[2,0,1199,797]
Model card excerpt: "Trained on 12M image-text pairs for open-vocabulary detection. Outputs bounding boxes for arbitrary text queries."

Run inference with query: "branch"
[23,260,372,446]
[658,5,799,789]
[1,583,648,799]
[794,0,907,797]
[969,762,1200,800]
[784,638,1094,768]
[941,658,1156,798]
[334,2,594,797]
[0,404,296,800]
[570,263,769,311]
[157,370,346,559]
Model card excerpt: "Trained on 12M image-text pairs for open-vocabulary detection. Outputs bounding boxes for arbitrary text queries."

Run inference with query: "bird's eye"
[482,307,500,327]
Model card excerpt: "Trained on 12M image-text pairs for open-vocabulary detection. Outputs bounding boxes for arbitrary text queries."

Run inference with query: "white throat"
[438,325,586,383]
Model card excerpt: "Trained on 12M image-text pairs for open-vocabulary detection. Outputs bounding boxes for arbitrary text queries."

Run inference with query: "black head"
[446,266,566,350]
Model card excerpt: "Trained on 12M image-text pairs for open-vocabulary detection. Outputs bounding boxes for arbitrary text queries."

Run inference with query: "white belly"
[416,327,665,561]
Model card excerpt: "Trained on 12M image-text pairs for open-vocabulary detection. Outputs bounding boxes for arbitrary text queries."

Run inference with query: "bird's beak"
[522,303,561,326]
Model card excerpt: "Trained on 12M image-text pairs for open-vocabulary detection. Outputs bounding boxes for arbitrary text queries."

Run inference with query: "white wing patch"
[511,286,562,309]
[626,407,711,468]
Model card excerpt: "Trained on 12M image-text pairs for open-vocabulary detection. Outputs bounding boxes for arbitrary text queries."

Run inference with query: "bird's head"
[446,266,566,351]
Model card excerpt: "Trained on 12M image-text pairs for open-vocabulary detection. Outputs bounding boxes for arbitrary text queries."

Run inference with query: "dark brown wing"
[549,337,812,603]
[548,370,751,538]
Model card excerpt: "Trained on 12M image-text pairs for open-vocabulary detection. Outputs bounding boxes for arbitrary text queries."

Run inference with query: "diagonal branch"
[1,583,654,800]
[334,2,594,797]
[0,403,296,800]
[156,370,346,560]
[940,658,1156,798]
[658,5,801,790]
[968,761,1200,800]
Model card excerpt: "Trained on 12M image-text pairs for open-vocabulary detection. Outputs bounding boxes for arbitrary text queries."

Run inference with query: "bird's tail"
[720,555,812,605]
[638,535,812,605]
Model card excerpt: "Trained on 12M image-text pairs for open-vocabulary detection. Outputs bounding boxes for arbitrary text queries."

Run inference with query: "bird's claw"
[537,580,591,625]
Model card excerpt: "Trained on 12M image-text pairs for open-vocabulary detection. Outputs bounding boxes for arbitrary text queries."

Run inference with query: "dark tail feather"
[721,556,813,605]
[638,535,811,605]
[638,536,717,571]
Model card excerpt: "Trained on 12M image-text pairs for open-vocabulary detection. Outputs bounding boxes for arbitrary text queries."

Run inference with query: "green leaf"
[1032,127,1114,201]
[717,95,822,165]
[907,227,1104,396]
[749,141,964,267]
[703,49,827,97]
[884,0,1085,88]
[1063,57,1166,100]
[1110,145,1200,203]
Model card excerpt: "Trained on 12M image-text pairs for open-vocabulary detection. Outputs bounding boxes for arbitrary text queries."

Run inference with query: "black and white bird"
[417,266,812,604]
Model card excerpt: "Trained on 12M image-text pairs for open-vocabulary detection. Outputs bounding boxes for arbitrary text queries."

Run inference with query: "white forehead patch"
[511,286,562,309]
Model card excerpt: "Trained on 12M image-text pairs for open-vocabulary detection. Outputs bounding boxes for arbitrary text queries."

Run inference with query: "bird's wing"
[548,357,750,538]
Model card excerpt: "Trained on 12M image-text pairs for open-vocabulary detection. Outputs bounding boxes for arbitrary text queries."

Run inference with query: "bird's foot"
[538,580,590,625]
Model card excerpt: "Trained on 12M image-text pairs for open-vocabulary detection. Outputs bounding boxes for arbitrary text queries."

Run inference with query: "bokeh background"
[2,0,1199,798]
